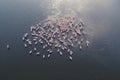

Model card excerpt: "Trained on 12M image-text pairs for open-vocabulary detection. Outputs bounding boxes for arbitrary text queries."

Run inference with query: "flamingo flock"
[22,16,90,60]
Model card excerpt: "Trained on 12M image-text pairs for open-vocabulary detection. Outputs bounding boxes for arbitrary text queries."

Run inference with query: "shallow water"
[0,0,120,80]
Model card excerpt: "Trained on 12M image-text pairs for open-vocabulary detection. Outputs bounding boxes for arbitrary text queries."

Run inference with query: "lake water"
[0,0,120,80]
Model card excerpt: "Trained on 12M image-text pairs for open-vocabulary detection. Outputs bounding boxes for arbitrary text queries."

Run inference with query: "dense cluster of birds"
[22,16,90,60]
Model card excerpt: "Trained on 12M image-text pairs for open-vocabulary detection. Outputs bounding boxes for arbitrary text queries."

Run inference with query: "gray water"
[0,0,120,80]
